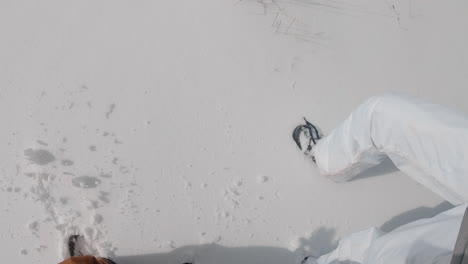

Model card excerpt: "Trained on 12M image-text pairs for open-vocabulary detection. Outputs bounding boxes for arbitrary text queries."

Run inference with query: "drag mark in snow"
[384,0,401,26]
[286,17,296,34]
[61,159,74,166]
[98,191,110,203]
[105,103,116,119]
[24,148,56,165]
[72,176,101,189]
[99,173,112,178]
[36,140,49,146]
[92,214,104,224]
[27,221,40,232]
[238,0,328,44]
[257,175,269,183]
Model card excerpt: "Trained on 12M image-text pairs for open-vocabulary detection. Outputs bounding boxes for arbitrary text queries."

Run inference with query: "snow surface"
[0,0,467,263]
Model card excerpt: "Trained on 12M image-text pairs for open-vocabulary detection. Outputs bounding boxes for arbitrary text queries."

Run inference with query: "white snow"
[0,0,467,263]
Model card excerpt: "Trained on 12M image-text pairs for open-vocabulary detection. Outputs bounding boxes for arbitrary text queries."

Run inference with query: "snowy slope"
[1,0,467,263]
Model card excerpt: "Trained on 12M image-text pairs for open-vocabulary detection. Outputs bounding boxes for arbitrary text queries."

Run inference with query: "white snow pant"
[313,93,468,206]
[307,93,468,264]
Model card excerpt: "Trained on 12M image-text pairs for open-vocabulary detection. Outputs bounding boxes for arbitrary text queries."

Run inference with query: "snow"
[0,0,467,263]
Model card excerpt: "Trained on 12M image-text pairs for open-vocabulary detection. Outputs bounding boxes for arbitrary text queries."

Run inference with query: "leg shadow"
[113,227,339,264]
[350,157,399,182]
[293,227,338,258]
[379,201,454,233]
[114,244,296,264]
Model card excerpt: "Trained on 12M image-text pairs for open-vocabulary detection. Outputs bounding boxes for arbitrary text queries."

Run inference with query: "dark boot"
[68,235,80,257]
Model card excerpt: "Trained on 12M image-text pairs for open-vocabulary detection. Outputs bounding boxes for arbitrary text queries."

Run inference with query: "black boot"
[68,235,80,257]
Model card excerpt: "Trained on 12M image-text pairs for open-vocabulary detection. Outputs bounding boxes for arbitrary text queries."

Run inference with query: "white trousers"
[307,93,468,264]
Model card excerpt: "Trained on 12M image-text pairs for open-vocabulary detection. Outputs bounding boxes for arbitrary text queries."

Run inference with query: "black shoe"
[301,256,317,264]
[292,118,322,161]
[68,235,80,257]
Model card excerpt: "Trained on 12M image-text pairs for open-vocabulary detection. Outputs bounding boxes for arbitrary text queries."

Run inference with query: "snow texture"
[0,0,467,263]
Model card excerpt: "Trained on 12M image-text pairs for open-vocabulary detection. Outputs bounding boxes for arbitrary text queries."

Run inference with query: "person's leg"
[59,256,116,264]
[303,204,466,264]
[59,255,101,264]
[303,227,384,264]
[312,93,468,205]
